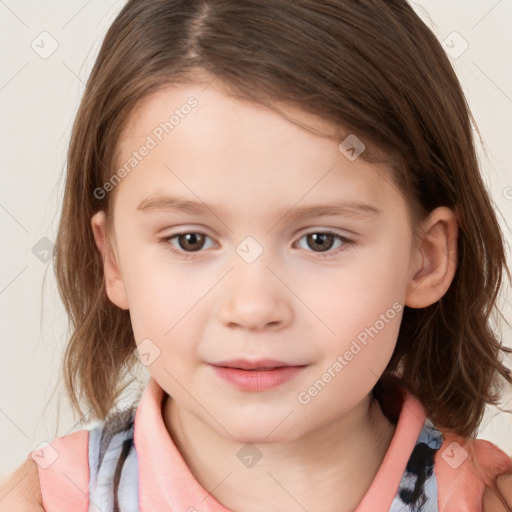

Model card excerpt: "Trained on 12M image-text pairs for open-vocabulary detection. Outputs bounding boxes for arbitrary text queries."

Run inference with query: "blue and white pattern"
[87,408,140,512]
[389,419,444,511]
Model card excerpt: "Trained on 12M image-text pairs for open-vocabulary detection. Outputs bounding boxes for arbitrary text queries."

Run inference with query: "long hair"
[56,0,511,441]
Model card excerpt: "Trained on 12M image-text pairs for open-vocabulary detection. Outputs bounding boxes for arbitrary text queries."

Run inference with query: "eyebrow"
[136,194,381,220]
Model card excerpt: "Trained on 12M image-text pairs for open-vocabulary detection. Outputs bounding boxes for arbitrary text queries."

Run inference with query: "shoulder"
[482,471,512,511]
[434,430,512,511]
[25,427,91,511]
[0,408,137,512]
[0,458,44,511]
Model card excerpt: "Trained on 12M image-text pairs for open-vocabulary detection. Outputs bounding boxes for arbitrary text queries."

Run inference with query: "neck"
[164,394,396,512]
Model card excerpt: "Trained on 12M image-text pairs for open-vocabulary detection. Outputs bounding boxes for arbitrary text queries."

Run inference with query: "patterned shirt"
[28,376,512,511]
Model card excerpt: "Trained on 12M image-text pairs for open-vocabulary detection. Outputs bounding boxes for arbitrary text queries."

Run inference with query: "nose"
[218,256,293,331]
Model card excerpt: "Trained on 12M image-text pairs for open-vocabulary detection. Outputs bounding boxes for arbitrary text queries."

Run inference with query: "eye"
[163,232,215,258]
[295,230,352,257]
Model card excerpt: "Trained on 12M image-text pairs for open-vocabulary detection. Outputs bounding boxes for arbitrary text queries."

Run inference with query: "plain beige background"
[0,0,511,478]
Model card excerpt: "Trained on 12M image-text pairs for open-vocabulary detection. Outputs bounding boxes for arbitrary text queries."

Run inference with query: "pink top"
[28,376,512,511]
[136,378,425,511]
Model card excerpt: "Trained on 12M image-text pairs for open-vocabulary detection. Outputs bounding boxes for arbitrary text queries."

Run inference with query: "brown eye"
[306,233,336,252]
[162,231,215,259]
[295,231,351,257]
[176,233,207,252]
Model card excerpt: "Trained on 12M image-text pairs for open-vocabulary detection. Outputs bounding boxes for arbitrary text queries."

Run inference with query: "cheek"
[352,223,414,307]
[120,251,210,351]
[290,230,409,371]
[298,230,411,322]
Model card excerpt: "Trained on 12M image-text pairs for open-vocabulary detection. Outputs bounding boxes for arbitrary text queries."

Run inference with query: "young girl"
[2,0,512,510]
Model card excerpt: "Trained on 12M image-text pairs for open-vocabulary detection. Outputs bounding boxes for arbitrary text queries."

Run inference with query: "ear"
[405,206,458,308]
[91,211,129,310]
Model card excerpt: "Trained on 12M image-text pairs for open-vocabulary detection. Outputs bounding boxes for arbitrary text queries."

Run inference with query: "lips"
[210,361,307,391]
[210,358,304,370]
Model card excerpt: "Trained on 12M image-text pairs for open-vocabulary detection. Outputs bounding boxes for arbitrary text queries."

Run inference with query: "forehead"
[118,82,340,157]
[112,83,404,219]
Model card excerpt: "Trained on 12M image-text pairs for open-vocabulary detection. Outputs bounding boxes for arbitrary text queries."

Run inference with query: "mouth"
[210,358,306,371]
[209,359,308,391]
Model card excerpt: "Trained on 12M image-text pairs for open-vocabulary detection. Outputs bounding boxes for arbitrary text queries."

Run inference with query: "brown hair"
[55,0,512,439]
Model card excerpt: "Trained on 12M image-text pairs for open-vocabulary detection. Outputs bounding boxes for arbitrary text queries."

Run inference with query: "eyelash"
[160,230,354,259]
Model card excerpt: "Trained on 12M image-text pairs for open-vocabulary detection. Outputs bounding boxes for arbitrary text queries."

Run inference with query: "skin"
[91,81,458,512]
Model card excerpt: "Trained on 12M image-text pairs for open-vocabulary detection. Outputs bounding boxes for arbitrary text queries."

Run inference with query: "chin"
[218,414,304,445]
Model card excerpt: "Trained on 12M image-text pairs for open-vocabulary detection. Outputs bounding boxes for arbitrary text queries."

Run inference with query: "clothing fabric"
[27,376,512,511]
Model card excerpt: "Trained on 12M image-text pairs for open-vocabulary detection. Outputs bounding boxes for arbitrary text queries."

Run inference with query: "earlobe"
[405,207,458,309]
[91,211,129,310]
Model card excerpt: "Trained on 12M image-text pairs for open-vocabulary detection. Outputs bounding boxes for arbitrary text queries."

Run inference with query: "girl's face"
[94,82,425,443]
